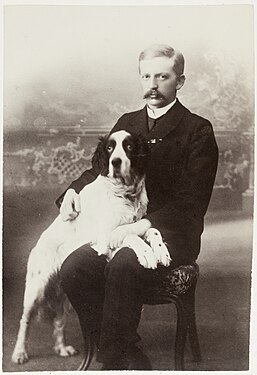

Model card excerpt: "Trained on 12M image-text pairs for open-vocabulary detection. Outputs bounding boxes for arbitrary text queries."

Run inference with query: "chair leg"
[188,314,201,362]
[174,297,187,371]
[183,286,202,362]
[77,335,95,371]
[188,294,202,362]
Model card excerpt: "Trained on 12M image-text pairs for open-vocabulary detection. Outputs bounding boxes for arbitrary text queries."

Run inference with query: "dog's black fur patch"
[92,135,109,176]
[92,132,149,182]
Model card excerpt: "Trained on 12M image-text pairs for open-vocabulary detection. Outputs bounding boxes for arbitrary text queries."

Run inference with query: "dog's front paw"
[145,228,171,267]
[138,242,158,269]
[123,234,158,269]
[155,242,171,267]
[54,344,78,357]
[12,348,29,364]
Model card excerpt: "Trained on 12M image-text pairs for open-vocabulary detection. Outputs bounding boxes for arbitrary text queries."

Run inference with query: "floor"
[2,189,253,371]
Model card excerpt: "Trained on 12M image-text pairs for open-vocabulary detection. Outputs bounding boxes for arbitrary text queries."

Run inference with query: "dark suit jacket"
[56,99,219,266]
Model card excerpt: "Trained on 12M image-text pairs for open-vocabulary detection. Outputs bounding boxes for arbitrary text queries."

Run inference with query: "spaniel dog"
[12,130,171,364]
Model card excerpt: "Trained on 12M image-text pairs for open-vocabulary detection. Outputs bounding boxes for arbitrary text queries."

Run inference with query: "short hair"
[139,44,185,77]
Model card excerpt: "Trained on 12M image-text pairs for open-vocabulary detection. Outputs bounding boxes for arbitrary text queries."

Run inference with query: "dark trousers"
[60,245,159,363]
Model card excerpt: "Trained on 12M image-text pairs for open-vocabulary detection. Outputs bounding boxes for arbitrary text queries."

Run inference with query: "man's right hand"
[60,189,81,221]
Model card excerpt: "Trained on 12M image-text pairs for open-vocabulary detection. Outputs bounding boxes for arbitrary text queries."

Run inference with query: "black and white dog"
[12,130,171,364]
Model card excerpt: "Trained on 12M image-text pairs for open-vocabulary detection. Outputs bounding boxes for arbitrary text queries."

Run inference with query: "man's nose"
[149,77,158,89]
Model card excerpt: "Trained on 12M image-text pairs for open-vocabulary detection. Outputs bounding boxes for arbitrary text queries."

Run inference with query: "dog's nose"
[111,158,122,168]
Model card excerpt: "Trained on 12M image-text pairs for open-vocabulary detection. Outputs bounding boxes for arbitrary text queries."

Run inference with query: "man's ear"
[176,74,186,90]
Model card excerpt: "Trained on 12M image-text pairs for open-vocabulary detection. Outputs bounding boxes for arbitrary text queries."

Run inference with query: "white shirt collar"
[147,98,177,119]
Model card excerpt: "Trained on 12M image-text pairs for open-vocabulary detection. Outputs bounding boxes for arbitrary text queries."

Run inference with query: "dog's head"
[92,130,149,186]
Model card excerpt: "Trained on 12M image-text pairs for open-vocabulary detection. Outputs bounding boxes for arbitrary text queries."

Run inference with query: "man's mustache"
[143,90,165,100]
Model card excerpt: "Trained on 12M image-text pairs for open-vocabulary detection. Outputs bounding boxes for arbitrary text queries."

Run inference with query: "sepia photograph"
[2,2,255,372]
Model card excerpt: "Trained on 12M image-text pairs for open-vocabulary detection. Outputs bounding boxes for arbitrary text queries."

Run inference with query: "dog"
[12,130,171,364]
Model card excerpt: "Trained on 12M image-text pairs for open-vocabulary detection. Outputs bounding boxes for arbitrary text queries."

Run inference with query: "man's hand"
[60,189,81,222]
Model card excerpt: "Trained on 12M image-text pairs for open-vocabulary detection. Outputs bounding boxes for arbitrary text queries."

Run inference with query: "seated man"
[57,44,219,370]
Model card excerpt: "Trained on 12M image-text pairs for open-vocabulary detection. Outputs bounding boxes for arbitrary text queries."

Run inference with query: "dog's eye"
[106,145,113,152]
[127,145,133,151]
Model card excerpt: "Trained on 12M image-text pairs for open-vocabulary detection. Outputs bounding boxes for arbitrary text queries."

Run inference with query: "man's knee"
[105,247,140,276]
[60,245,94,289]
[59,251,79,293]
[60,245,107,293]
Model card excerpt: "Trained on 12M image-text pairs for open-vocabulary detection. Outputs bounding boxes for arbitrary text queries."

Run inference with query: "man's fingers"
[60,205,69,221]
[69,211,79,220]
[73,194,81,213]
[61,210,78,222]
[60,189,80,222]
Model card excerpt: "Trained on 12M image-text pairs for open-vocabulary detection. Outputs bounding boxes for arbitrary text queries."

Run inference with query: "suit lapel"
[128,99,187,142]
[149,99,187,141]
[127,106,149,138]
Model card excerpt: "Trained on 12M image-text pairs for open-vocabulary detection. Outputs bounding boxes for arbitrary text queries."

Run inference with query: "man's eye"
[106,145,113,152]
[141,74,149,80]
[159,74,168,80]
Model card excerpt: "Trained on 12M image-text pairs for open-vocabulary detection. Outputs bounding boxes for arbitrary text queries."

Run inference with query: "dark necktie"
[148,117,157,132]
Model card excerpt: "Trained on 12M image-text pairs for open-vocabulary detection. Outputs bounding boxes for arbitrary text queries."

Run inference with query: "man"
[57,44,218,370]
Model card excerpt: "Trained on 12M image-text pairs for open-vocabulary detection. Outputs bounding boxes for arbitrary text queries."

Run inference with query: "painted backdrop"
[4,5,254,210]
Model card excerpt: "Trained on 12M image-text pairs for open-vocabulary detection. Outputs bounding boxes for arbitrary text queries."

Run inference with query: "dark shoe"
[101,357,129,370]
[127,346,152,370]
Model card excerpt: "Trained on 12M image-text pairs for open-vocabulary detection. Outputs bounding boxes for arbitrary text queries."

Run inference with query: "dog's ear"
[129,134,150,178]
[131,133,149,157]
[138,135,149,157]
[92,136,109,176]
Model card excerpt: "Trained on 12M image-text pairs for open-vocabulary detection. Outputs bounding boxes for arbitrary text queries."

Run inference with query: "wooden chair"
[77,263,201,371]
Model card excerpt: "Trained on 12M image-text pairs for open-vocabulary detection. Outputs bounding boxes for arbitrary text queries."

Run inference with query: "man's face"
[139,56,185,108]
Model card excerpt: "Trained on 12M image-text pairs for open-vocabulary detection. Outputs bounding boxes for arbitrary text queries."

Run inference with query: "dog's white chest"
[64,176,146,254]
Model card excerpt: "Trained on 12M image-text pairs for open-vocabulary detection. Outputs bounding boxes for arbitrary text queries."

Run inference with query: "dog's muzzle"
[112,158,122,169]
